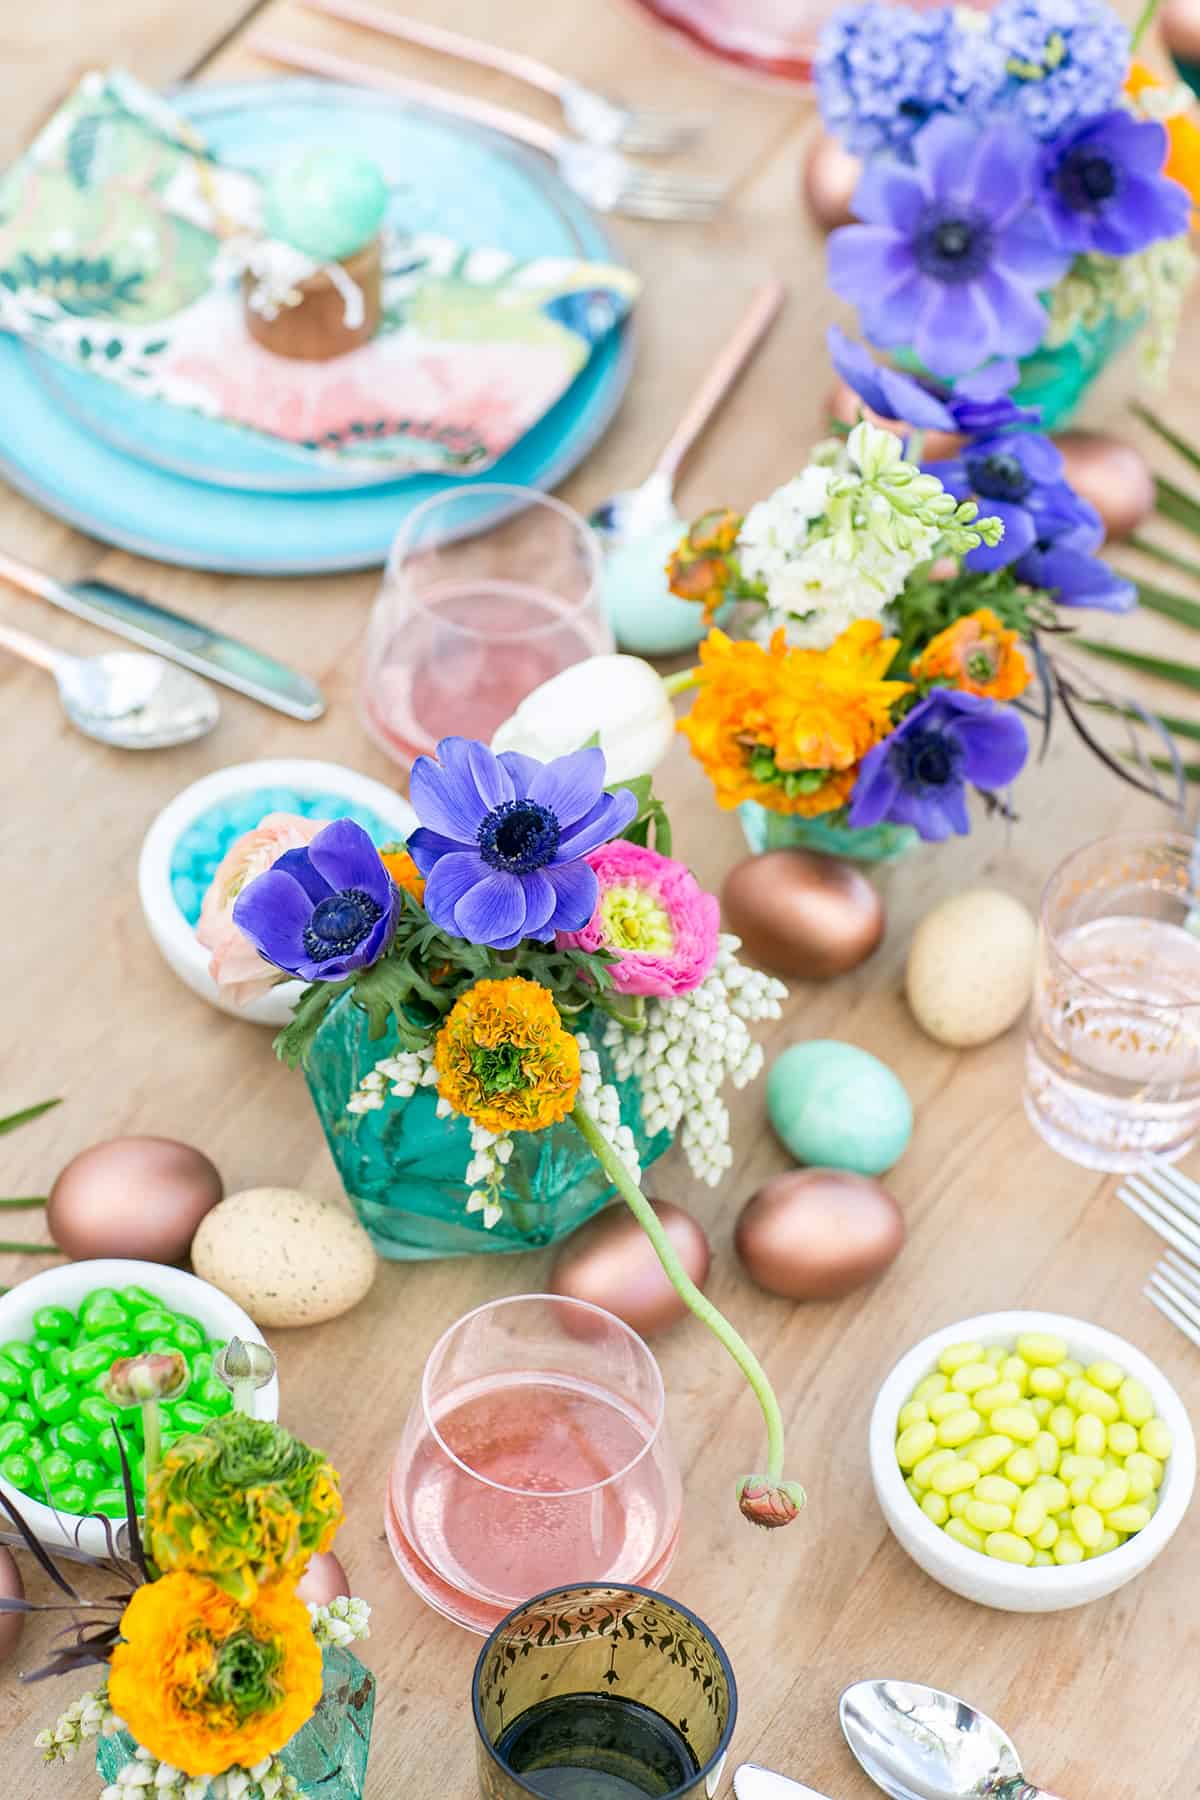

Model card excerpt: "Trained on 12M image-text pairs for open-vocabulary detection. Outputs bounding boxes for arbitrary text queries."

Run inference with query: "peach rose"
[196,812,323,1006]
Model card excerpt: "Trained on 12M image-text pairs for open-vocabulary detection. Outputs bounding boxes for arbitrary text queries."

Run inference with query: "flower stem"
[0,1240,59,1254]
[662,668,700,700]
[1131,0,1163,49]
[141,1400,163,1481]
[0,1197,47,1209]
[571,1102,785,1482]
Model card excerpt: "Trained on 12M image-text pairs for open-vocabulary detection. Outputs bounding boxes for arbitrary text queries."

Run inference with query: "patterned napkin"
[0,70,639,477]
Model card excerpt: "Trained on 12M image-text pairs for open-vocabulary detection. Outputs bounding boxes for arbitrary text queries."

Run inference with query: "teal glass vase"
[738,800,918,862]
[1011,310,1140,431]
[97,1645,375,1799]
[304,994,672,1261]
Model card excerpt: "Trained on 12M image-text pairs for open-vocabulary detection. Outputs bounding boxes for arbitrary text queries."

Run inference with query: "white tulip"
[491,655,675,786]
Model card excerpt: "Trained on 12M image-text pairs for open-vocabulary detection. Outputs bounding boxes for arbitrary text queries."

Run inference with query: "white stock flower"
[491,654,675,784]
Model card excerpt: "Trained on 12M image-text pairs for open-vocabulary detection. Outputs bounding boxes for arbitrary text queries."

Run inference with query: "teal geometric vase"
[1011,310,1140,431]
[304,994,672,1261]
[97,1645,375,1798]
[738,800,918,863]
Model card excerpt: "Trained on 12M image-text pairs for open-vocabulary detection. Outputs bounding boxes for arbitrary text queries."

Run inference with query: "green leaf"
[1132,402,1200,474]
[1147,755,1200,780]
[1154,475,1200,539]
[272,978,351,1071]
[1076,638,1200,692]
[1126,534,1200,585]
[1135,581,1200,632]
[0,1099,61,1136]
[0,1242,59,1256]
[0,1198,47,1209]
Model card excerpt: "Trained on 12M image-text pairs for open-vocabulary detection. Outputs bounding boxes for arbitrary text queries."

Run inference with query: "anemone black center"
[478,799,561,874]
[892,727,965,791]
[1056,148,1119,213]
[966,449,1032,503]
[915,207,994,283]
[302,889,382,959]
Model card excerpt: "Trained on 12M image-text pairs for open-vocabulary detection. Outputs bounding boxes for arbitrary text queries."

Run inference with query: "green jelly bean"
[72,1458,106,1490]
[132,1310,176,1342]
[0,1394,9,1424]
[194,1379,232,1414]
[47,1346,73,1382]
[0,1422,29,1458]
[81,1288,119,1312]
[54,1420,93,1457]
[41,1451,74,1489]
[121,1285,162,1313]
[26,1437,50,1467]
[38,1384,75,1427]
[0,1453,34,1491]
[147,1337,180,1358]
[67,1340,119,1380]
[0,1341,37,1374]
[173,1318,206,1353]
[50,1484,91,1515]
[28,1369,47,1404]
[0,1358,27,1400]
[91,1488,128,1516]
[78,1397,118,1437]
[170,1402,215,1434]
[189,1352,214,1386]
[32,1306,75,1341]
[11,1401,36,1430]
[81,1303,126,1338]
[31,1336,56,1360]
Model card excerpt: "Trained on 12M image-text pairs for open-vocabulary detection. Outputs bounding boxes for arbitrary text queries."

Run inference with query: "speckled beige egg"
[191,1187,376,1327]
[905,888,1037,1048]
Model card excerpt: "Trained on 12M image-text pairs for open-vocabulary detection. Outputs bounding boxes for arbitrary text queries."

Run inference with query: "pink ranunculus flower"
[557,841,720,997]
[196,812,323,1005]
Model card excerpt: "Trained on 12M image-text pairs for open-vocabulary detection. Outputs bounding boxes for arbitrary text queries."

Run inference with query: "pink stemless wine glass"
[359,486,610,769]
[385,1294,683,1634]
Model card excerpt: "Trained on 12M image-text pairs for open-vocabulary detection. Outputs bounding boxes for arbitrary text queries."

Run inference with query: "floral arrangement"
[3,1341,371,1800]
[816,0,1197,384]
[200,742,802,1528]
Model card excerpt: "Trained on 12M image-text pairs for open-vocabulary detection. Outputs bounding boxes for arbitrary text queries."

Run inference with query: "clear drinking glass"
[473,1583,737,1800]
[385,1296,682,1634]
[359,486,610,769]
[1024,831,1200,1170]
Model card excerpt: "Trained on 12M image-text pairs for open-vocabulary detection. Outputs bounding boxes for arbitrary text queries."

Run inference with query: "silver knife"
[735,1764,838,1800]
[0,548,325,722]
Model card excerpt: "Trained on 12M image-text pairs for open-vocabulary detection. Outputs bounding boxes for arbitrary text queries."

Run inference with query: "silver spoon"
[589,277,785,655]
[840,1680,1065,1800]
[0,620,219,749]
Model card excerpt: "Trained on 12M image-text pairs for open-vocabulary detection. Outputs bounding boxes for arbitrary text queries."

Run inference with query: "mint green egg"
[603,523,708,656]
[767,1040,912,1176]
[262,147,388,262]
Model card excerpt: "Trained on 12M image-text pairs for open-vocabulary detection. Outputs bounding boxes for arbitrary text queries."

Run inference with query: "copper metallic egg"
[47,1136,223,1264]
[802,130,863,232]
[0,1548,24,1663]
[722,850,885,981]
[735,1168,904,1301]
[1163,0,1200,66]
[1055,431,1155,541]
[825,378,965,463]
[296,1551,351,1608]
[550,1200,712,1337]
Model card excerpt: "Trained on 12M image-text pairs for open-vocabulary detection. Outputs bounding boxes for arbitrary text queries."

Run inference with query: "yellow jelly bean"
[1141,1418,1173,1461]
[1090,1469,1130,1513]
[975,1474,1021,1507]
[928,1390,971,1422]
[949,1491,971,1517]
[898,1400,930,1431]
[937,1409,982,1449]
[1106,1503,1152,1534]
[1118,1377,1154,1427]
[1078,1384,1120,1423]
[985,1530,1035,1565]
[1033,1550,1054,1567]
[1048,1405,1076,1447]
[1074,1414,1106,1458]
[1017,1332,1068,1366]
[973,1381,1021,1415]
[990,1407,1039,1442]
[1034,1475,1069,1514]
[932,1459,980,1496]
[1029,1366,1066,1399]
[1124,1454,1161,1501]
[1065,1377,1087,1409]
[906,1477,925,1501]
[1059,1358,1083,1379]
[1054,1532,1085,1565]
[897,1422,938,1468]
[1060,1453,1106,1481]
[1106,1421,1138,1457]
[910,1452,953,1491]
[964,1499,1013,1533]
[914,1373,950,1402]
[1029,1397,1053,1422]
[1033,1432,1060,1475]
[1086,1360,1125,1393]
[1004,1448,1038,1486]
[971,1434,1015,1474]
[1012,1491,1047,1537]
[1071,1504,1104,1549]
[938,1342,985,1375]
[1000,1356,1031,1394]
[1033,1517,1059,1551]
[1092,1529,1122,1556]
[1069,1475,1096,1506]
[951,1363,997,1395]
[921,1492,950,1526]
[984,1345,1007,1367]
[945,1518,985,1553]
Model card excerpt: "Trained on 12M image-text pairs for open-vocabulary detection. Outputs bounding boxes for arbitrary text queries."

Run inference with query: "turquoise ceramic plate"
[0,79,633,571]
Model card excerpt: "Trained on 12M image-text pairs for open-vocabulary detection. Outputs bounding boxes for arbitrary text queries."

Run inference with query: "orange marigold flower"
[108,1573,322,1777]
[380,846,426,904]
[1126,62,1200,207]
[434,977,581,1133]
[679,623,909,816]
[913,608,1032,701]
[667,508,744,619]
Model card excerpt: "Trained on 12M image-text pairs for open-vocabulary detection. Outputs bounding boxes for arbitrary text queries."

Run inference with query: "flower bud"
[215,1337,277,1394]
[103,1352,188,1408]
[737,1475,806,1529]
[491,654,675,785]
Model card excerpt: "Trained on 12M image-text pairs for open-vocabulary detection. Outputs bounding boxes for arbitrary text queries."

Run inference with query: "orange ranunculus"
[108,1573,322,1777]
[678,622,909,816]
[913,608,1033,701]
[434,977,581,1133]
[380,846,426,904]
[667,508,744,620]
[1126,62,1200,206]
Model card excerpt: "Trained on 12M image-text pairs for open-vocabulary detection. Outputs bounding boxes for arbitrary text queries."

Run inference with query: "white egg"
[906,888,1037,1048]
[601,522,709,656]
[191,1187,376,1327]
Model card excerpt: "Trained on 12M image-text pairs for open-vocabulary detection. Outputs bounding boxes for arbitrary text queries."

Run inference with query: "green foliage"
[0,253,145,318]
[611,774,672,856]
[0,1097,61,1136]
[888,563,1056,674]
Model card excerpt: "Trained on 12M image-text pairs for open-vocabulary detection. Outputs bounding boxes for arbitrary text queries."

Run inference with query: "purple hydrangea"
[1039,110,1192,254]
[406,737,637,951]
[816,4,1006,160]
[828,325,1041,436]
[232,819,401,983]
[849,690,1029,840]
[828,114,1071,378]
[988,0,1129,140]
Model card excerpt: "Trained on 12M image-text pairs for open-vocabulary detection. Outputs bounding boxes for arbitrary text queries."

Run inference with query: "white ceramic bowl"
[870,1309,1196,1613]
[0,1259,279,1554]
[138,757,416,1026]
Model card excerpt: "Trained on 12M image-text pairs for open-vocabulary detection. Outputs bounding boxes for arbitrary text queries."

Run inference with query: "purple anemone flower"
[1013,486,1138,612]
[407,738,637,951]
[849,690,1029,840]
[1039,110,1191,255]
[828,114,1072,378]
[828,326,1041,436]
[232,818,401,983]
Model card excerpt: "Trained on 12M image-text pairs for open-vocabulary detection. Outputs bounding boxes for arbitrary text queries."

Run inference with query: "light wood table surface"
[3,3,1200,1797]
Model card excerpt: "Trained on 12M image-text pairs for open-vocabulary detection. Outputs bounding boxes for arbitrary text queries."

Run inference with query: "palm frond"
[1154,475,1200,538]
[1126,534,1200,585]
[1135,581,1200,631]
[1075,639,1200,693]
[0,1100,61,1136]
[1133,401,1200,473]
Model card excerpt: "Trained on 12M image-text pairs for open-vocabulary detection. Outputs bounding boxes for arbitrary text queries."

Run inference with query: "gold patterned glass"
[472,1584,737,1800]
[1024,832,1200,1170]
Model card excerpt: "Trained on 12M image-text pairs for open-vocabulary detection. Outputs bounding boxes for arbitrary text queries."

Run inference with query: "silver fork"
[1118,1162,1200,1346]
[1146,1254,1200,1350]
[296,0,706,154]
[251,37,725,222]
